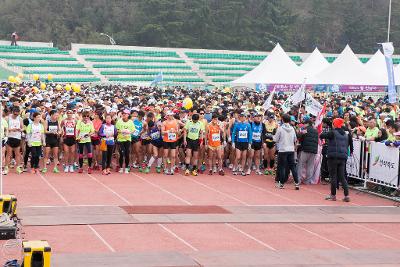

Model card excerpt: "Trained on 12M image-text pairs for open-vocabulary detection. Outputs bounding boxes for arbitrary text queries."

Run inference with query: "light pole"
[100,33,116,45]
[387,0,392,42]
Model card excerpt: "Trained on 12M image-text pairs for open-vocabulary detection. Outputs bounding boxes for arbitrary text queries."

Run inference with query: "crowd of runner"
[1,82,399,199]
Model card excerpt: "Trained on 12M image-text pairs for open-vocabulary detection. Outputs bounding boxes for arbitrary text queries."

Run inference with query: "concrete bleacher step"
[177,50,211,84]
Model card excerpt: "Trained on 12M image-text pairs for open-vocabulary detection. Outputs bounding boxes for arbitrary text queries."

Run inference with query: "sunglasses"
[200,113,205,115]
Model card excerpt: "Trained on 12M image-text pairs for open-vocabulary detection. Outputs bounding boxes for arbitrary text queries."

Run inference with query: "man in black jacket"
[297,117,319,184]
[320,118,352,202]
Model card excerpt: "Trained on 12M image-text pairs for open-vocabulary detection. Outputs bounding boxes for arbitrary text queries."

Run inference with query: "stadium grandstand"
[2,40,400,85]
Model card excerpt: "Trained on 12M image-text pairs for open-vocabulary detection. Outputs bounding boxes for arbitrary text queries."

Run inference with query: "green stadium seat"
[211,78,234,82]
[52,77,101,83]
[101,71,197,76]
[0,55,76,61]
[93,64,191,70]
[86,58,185,63]
[79,48,179,58]
[185,52,266,61]
[9,63,84,68]
[24,70,93,75]
[199,66,253,71]
[194,60,260,66]
[205,72,244,77]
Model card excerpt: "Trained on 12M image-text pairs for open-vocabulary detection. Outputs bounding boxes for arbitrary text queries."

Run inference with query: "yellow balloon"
[56,84,62,91]
[32,86,39,93]
[40,83,46,90]
[47,74,53,81]
[72,83,81,93]
[33,74,39,81]
[17,73,24,79]
[65,84,71,91]
[183,97,193,110]
[15,77,21,85]
[8,76,16,83]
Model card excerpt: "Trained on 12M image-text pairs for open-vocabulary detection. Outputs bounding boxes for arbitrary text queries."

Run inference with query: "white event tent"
[308,45,383,86]
[300,47,330,79]
[232,43,305,85]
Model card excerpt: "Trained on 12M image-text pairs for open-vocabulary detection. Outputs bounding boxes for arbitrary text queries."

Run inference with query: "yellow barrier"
[22,240,51,267]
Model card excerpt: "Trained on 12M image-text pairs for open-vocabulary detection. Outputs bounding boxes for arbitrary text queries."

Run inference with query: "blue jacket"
[232,121,252,144]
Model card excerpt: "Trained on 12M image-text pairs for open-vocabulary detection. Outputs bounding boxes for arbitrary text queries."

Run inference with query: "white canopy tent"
[232,43,305,85]
[300,47,330,79]
[308,45,383,86]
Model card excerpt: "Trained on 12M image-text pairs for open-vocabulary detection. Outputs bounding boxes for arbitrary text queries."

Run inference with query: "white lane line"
[132,173,193,205]
[86,173,132,205]
[354,223,400,242]
[87,225,116,252]
[158,223,198,251]
[290,223,350,250]
[225,175,301,205]
[38,172,71,206]
[225,223,277,251]
[182,175,249,206]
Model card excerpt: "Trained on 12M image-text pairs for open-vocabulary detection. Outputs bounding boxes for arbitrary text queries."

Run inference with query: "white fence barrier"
[346,139,400,189]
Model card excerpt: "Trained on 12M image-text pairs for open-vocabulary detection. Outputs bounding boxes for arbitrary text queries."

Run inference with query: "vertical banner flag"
[262,87,275,110]
[315,102,327,134]
[151,71,163,86]
[381,42,396,103]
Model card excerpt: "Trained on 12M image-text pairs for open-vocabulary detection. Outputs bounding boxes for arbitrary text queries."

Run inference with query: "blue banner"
[382,43,397,103]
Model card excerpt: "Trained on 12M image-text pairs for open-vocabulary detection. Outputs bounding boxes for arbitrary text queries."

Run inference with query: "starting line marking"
[225,223,277,251]
[290,223,350,250]
[225,175,301,205]
[181,175,249,206]
[86,173,132,205]
[158,223,198,251]
[132,173,193,205]
[87,225,116,252]
[38,172,71,206]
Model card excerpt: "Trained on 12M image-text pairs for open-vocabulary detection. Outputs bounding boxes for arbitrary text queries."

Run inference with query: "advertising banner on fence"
[368,142,399,187]
[346,139,362,179]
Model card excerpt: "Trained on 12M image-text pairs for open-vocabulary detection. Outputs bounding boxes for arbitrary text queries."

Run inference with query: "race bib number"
[151,132,160,140]
[238,131,248,139]
[253,132,261,141]
[65,127,74,136]
[190,127,198,133]
[49,125,58,133]
[211,133,220,142]
[168,133,176,141]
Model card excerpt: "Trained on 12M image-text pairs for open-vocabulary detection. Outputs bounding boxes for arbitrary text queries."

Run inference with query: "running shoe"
[118,168,124,173]
[64,165,69,173]
[78,168,83,173]
[213,166,217,173]
[30,169,36,174]
[200,163,206,172]
[295,183,300,190]
[325,195,336,201]
[255,170,262,175]
[264,169,270,175]
[124,168,130,174]
[278,182,284,189]
[208,169,213,175]
[53,167,60,173]
[219,169,225,176]
[41,168,48,174]
[185,169,190,176]
[16,166,23,174]
[192,169,198,176]
[246,169,251,176]
[156,166,161,173]
[23,166,28,172]
[88,167,93,174]
[102,170,108,175]
[144,167,150,174]
[164,168,170,175]
[69,165,74,173]
[343,196,350,202]
[2,166,8,175]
